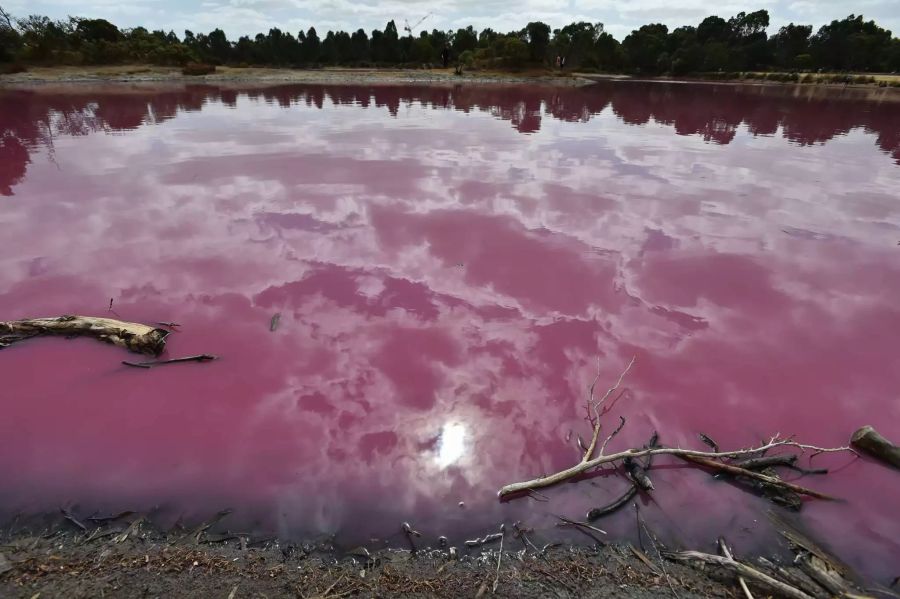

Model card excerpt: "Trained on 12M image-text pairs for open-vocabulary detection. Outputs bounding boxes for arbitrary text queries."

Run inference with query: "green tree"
[594,31,623,71]
[350,28,369,62]
[623,23,668,73]
[302,26,319,63]
[811,14,893,71]
[552,22,603,68]
[382,20,400,62]
[207,28,230,63]
[453,26,477,56]
[523,21,550,63]
[770,24,811,69]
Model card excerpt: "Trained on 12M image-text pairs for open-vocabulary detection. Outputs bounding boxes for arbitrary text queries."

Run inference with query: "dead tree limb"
[0,316,169,356]
[498,439,851,498]
[499,359,853,500]
[675,454,835,500]
[666,550,815,599]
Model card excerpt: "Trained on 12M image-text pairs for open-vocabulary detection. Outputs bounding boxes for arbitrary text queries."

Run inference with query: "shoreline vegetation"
[1,6,898,87]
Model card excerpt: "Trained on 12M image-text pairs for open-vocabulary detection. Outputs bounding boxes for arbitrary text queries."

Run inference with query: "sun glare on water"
[435,422,468,468]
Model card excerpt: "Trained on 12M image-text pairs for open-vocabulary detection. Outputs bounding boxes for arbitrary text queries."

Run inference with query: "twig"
[599,416,626,456]
[554,515,606,536]
[583,356,635,461]
[123,354,217,368]
[492,528,504,593]
[60,507,87,531]
[629,544,660,575]
[698,432,719,452]
[637,508,679,599]
[512,522,543,555]
[587,485,638,521]
[719,538,754,599]
[187,509,232,543]
[465,533,503,547]
[666,550,815,599]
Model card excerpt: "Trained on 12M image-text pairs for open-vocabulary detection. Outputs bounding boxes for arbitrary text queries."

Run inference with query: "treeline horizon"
[1,4,898,75]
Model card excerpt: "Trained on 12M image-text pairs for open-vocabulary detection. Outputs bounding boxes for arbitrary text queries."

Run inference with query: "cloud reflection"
[0,82,898,581]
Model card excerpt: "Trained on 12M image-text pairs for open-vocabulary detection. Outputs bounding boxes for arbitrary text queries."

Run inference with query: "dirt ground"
[0,516,748,599]
[3,65,899,91]
[0,64,588,86]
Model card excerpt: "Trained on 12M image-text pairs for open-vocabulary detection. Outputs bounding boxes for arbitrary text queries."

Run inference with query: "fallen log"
[0,316,169,356]
[851,426,900,469]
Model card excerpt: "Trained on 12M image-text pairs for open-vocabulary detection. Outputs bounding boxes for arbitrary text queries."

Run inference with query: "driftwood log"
[851,425,900,469]
[0,316,169,356]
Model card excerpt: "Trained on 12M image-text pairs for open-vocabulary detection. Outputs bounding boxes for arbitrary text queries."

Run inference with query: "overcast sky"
[4,0,898,42]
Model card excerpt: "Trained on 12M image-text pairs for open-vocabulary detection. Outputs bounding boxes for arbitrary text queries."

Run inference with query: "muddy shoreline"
[1,508,894,598]
[3,65,899,97]
[0,515,756,598]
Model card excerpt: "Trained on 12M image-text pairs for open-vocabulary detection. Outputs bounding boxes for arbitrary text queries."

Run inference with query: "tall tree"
[523,21,550,63]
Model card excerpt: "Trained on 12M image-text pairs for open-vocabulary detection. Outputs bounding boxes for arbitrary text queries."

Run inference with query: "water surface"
[1,81,898,579]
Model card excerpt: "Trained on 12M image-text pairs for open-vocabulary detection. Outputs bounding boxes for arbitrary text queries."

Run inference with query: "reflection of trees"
[1,81,897,196]
[0,134,28,196]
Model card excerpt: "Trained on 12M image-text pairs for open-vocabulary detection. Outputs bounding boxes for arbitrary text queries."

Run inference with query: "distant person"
[561,56,566,69]
[555,55,561,69]
[442,47,449,69]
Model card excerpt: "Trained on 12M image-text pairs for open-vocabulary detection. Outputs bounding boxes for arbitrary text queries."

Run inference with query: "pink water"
[1,82,898,578]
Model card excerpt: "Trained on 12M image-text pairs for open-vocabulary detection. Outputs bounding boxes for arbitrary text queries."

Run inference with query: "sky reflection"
[0,81,898,581]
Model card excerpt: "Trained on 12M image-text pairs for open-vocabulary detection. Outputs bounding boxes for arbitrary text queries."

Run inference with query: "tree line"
[1,5,898,74]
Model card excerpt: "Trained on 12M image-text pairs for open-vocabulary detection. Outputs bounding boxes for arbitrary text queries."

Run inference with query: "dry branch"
[675,454,835,500]
[498,358,853,499]
[666,550,815,599]
[0,315,169,356]
[498,439,851,498]
[719,538,754,599]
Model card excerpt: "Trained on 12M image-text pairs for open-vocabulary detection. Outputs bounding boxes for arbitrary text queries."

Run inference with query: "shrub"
[0,63,27,74]
[182,62,216,76]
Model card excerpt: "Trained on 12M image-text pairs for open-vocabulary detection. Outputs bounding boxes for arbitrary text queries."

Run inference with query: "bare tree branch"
[0,5,14,30]
[498,438,854,498]
[582,356,635,462]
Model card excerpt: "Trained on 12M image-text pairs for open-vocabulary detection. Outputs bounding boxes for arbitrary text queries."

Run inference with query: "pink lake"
[1,81,898,580]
